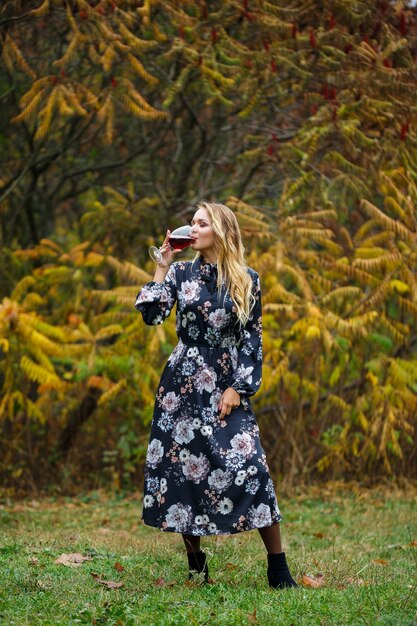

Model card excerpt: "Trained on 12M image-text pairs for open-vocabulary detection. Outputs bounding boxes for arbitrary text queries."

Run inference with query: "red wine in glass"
[149,225,193,263]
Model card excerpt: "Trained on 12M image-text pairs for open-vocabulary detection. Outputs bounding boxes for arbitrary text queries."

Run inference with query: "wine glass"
[148,225,193,263]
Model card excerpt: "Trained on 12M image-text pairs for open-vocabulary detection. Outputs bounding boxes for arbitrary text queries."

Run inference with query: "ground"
[0,484,416,625]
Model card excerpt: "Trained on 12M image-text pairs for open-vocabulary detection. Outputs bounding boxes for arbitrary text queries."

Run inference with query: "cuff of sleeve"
[134,282,165,308]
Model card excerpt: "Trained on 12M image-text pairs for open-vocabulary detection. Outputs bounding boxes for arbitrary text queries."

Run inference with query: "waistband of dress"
[178,336,236,349]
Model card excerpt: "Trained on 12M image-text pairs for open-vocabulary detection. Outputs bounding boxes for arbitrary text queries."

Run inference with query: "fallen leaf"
[247,609,258,623]
[28,557,39,565]
[154,577,175,588]
[301,573,325,588]
[346,577,366,586]
[91,572,123,589]
[114,562,125,572]
[54,553,93,567]
[226,562,238,570]
[313,532,325,539]
[410,539,417,548]
[372,558,388,566]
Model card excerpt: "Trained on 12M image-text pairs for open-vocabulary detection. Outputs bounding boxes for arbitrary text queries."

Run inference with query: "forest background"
[1,0,417,496]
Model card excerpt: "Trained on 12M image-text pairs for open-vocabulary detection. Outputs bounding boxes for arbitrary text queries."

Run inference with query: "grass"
[0,485,416,625]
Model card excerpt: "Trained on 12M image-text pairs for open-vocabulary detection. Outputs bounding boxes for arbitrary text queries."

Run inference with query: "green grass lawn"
[0,485,416,625]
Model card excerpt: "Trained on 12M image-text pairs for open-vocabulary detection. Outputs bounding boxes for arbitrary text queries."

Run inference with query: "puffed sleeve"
[230,271,262,398]
[134,263,177,326]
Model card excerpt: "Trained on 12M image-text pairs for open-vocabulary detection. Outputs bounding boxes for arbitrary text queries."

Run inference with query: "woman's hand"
[157,230,180,268]
[218,387,241,420]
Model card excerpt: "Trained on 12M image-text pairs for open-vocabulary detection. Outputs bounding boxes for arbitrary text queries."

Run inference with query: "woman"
[134,201,297,589]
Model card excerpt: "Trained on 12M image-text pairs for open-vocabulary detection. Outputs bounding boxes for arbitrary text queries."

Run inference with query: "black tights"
[182,522,283,555]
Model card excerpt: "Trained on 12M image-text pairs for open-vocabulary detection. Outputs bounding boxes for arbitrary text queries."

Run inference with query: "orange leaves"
[301,573,325,588]
[91,573,123,589]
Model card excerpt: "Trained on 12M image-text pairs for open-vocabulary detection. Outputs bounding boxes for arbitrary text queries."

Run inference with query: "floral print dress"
[134,256,282,535]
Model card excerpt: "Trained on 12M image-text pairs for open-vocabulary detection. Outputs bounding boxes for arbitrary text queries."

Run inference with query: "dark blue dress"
[134,255,281,535]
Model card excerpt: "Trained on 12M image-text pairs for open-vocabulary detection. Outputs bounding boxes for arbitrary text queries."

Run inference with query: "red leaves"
[309,29,316,49]
[329,13,336,30]
[383,58,392,68]
[270,59,277,73]
[400,12,407,35]
[110,77,118,88]
[292,23,297,39]
[211,27,218,44]
[400,122,410,141]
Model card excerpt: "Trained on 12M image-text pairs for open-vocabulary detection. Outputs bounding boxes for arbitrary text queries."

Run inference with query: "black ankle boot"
[267,552,298,589]
[187,550,209,583]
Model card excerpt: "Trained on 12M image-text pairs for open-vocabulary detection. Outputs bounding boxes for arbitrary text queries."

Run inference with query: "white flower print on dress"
[208,308,230,329]
[161,391,181,414]
[173,419,195,445]
[247,503,272,528]
[201,425,213,437]
[179,448,190,461]
[182,453,210,484]
[179,280,201,305]
[160,478,167,494]
[225,450,246,471]
[194,366,218,394]
[245,478,260,494]
[230,432,256,459]
[146,477,159,493]
[234,364,254,385]
[218,498,234,515]
[165,503,193,532]
[209,390,222,413]
[143,495,154,508]
[146,439,164,469]
[158,413,174,432]
[208,468,233,493]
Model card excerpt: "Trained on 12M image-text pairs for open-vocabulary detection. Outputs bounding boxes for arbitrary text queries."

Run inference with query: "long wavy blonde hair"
[194,201,254,325]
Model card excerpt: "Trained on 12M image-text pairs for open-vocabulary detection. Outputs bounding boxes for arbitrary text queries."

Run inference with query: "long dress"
[134,255,282,535]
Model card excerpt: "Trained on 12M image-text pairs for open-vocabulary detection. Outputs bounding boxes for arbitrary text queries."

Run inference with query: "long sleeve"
[230,271,262,398]
[134,263,177,326]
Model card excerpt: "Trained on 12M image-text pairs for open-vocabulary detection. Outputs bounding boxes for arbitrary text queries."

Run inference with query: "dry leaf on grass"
[114,562,125,572]
[28,557,39,565]
[313,532,326,539]
[346,577,367,586]
[301,573,325,588]
[226,562,238,570]
[372,558,389,566]
[154,577,175,588]
[247,608,258,623]
[91,572,123,589]
[54,553,93,567]
[410,539,417,547]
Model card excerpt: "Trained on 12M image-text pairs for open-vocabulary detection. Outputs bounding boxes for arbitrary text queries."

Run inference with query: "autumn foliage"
[1,0,417,492]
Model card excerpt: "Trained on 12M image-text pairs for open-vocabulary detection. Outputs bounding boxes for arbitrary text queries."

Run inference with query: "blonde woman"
[135,201,297,589]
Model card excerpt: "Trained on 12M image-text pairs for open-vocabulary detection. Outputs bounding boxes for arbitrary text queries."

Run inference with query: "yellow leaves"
[360,200,415,243]
[2,34,36,79]
[98,379,127,407]
[20,355,63,389]
[127,54,159,86]
[390,280,409,295]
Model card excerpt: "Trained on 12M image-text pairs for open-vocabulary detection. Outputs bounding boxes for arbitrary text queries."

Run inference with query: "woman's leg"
[258,522,283,554]
[182,533,201,553]
[258,523,297,589]
[182,534,209,582]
